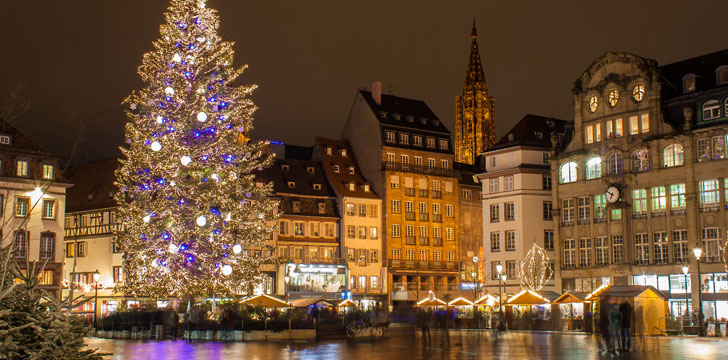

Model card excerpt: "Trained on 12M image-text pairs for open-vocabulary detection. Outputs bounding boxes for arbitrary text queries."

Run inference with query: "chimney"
[372,81,382,105]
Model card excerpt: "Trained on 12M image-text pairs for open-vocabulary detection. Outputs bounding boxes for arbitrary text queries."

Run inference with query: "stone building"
[342,85,460,304]
[454,162,483,296]
[478,115,566,295]
[551,50,728,319]
[313,137,384,307]
[0,121,67,296]
[454,22,496,166]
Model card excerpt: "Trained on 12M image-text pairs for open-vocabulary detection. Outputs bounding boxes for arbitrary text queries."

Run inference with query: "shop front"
[284,263,346,300]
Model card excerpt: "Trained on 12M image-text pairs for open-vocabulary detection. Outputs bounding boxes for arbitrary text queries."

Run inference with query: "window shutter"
[445,181,453,193]
[391,175,399,184]
[404,177,413,188]
[418,178,427,189]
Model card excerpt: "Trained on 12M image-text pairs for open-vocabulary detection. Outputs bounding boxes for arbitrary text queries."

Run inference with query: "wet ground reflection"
[86,330,728,359]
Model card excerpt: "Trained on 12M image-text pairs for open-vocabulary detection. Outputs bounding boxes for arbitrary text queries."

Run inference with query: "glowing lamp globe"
[196,215,207,227]
[197,112,208,122]
[693,247,702,260]
[180,156,192,166]
[221,264,232,276]
[151,141,162,152]
[232,244,242,254]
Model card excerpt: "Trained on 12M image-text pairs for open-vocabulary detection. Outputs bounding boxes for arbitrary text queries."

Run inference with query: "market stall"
[505,290,551,330]
[553,292,584,330]
[240,294,291,309]
[448,297,475,319]
[585,285,668,336]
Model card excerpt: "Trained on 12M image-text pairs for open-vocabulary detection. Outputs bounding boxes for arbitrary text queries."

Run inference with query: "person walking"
[598,300,612,353]
[609,303,623,352]
[619,301,632,351]
[634,304,646,351]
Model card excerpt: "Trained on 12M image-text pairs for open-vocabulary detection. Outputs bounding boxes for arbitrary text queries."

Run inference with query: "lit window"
[651,186,666,212]
[391,224,400,237]
[15,197,29,217]
[42,199,55,219]
[588,96,598,113]
[585,125,594,144]
[683,74,696,93]
[632,85,645,102]
[559,162,577,183]
[629,116,639,135]
[615,118,623,137]
[640,114,649,133]
[633,189,647,214]
[713,135,727,159]
[703,100,721,121]
[385,131,395,143]
[42,164,54,180]
[663,144,684,167]
[585,157,601,179]
[399,133,409,144]
[670,184,686,209]
[595,124,601,142]
[699,179,720,207]
[631,149,649,172]
[608,90,619,107]
[16,160,28,177]
[716,66,728,85]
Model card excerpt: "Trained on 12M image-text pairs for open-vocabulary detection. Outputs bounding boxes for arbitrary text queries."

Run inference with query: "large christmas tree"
[115,0,278,299]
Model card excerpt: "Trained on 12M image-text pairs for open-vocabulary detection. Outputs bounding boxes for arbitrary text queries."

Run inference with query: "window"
[670,184,686,209]
[489,179,499,193]
[490,204,500,222]
[612,235,624,264]
[405,225,415,239]
[683,75,696,93]
[663,144,684,167]
[673,230,688,263]
[446,251,455,262]
[413,136,422,146]
[391,248,401,260]
[563,239,576,268]
[446,228,453,240]
[544,231,554,250]
[640,114,649,133]
[699,179,720,207]
[632,85,645,102]
[42,164,54,180]
[504,176,514,191]
[697,138,710,161]
[585,124,594,144]
[488,156,496,168]
[428,158,436,171]
[390,200,400,213]
[368,204,378,217]
[418,202,427,214]
[635,233,649,265]
[588,96,598,113]
[595,237,608,265]
[431,203,440,215]
[717,66,728,85]
[294,222,304,236]
[40,199,55,219]
[462,189,472,199]
[39,233,54,260]
[606,153,622,175]
[542,176,552,190]
[400,155,409,169]
[702,227,722,262]
[577,197,590,222]
[419,250,428,261]
[490,232,500,252]
[426,137,436,148]
[612,118,623,137]
[433,250,441,261]
[390,175,400,189]
[594,194,606,219]
[385,131,395,142]
[653,232,668,264]
[595,124,602,142]
[15,197,29,217]
[506,261,517,279]
[629,115,640,135]
[292,201,301,213]
[370,276,379,289]
[611,209,622,220]
[346,203,356,216]
[16,160,28,177]
[631,150,649,172]
[650,186,666,212]
[370,227,378,239]
[279,221,289,235]
[399,133,409,144]
[445,204,453,217]
[358,226,367,239]
[414,156,422,167]
[712,135,726,159]
[505,202,515,221]
[560,162,577,183]
[543,201,552,220]
[317,202,325,214]
[111,266,124,283]
[440,160,449,169]
[633,189,647,214]
[505,231,516,251]
[358,204,367,217]
[439,139,449,150]
[586,157,601,179]
[391,224,400,237]
[703,100,721,121]
[562,198,575,225]
[579,238,592,267]
[608,89,619,107]
[0,135,9,145]
[386,153,396,165]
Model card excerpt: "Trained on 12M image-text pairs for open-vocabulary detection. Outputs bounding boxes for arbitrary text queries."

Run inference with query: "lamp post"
[472,256,479,299]
[682,265,690,326]
[496,263,504,324]
[284,276,290,301]
[93,270,100,329]
[501,274,507,330]
[693,247,705,337]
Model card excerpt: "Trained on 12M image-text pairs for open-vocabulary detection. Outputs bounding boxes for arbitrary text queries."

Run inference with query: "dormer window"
[333,164,340,173]
[317,202,326,214]
[16,160,28,177]
[418,118,426,125]
[306,166,315,174]
[682,74,697,93]
[535,132,543,139]
[313,183,322,190]
[363,184,370,192]
[399,133,409,145]
[392,113,401,121]
[42,164,54,180]
[348,182,356,191]
[348,166,355,174]
[716,66,728,85]
[438,139,449,150]
[0,135,10,145]
[340,149,347,157]
[325,146,332,155]
[432,120,440,126]
[281,164,289,171]
[287,181,295,188]
[292,201,301,212]
[379,111,388,118]
[413,136,422,146]
[406,115,414,123]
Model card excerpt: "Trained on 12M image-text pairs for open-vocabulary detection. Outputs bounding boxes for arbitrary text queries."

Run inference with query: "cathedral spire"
[465,19,486,92]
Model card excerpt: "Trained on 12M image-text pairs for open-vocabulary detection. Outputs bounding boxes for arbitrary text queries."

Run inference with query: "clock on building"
[605,185,621,204]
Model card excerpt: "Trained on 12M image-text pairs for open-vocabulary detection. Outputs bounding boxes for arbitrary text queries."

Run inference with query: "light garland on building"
[114,0,279,299]
[519,244,553,292]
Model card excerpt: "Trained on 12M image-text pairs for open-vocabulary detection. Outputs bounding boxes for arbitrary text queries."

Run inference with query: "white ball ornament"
[165,87,175,95]
[197,112,208,122]
[180,156,192,166]
[196,215,207,227]
[156,116,164,124]
[221,264,232,276]
[172,54,182,63]
[233,244,242,254]
[168,243,178,252]
[143,215,151,223]
[151,141,162,152]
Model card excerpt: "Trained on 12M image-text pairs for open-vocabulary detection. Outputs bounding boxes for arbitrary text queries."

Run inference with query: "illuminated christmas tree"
[115,0,278,299]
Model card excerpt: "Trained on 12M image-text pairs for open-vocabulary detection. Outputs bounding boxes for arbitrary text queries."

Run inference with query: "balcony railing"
[635,259,650,265]
[431,190,442,199]
[405,212,415,221]
[577,219,591,225]
[382,161,454,177]
[594,217,607,224]
[651,211,666,218]
[419,213,429,221]
[404,188,415,196]
[632,213,648,219]
[432,214,442,223]
[671,209,687,216]
[433,237,443,246]
[388,259,458,271]
[562,221,574,227]
[419,237,429,246]
[419,189,429,197]
[280,256,346,265]
[700,206,720,213]
[405,236,416,245]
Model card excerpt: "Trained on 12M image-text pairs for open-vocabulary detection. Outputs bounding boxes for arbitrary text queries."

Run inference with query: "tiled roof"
[359,90,450,135]
[660,49,728,100]
[0,119,53,157]
[314,137,379,199]
[454,162,480,187]
[65,158,119,213]
[257,158,336,198]
[487,114,569,152]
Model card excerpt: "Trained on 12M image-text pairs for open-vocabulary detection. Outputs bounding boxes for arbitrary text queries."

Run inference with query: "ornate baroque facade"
[455,22,496,165]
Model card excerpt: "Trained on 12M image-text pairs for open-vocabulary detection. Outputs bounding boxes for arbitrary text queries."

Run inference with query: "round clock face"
[588,96,598,113]
[606,185,620,204]
[632,85,645,102]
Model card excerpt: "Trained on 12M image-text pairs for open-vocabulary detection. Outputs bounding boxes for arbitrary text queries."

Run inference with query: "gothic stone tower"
[455,21,496,165]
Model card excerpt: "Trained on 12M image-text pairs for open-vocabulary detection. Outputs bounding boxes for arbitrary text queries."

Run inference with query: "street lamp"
[284,276,290,301]
[496,263,504,327]
[472,256,479,299]
[93,270,101,329]
[682,265,690,326]
[693,247,705,337]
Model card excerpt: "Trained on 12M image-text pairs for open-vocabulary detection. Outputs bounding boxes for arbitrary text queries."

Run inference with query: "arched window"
[631,150,650,172]
[585,157,602,180]
[703,100,721,121]
[663,144,684,167]
[560,162,577,183]
[606,153,622,175]
[725,98,728,117]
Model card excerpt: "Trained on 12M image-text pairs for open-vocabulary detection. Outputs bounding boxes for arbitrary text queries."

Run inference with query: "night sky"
[1,0,725,165]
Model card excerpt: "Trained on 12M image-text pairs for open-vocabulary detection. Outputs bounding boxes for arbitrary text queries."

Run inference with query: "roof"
[0,119,52,157]
[358,90,450,135]
[454,162,481,187]
[284,144,314,161]
[487,114,569,152]
[660,49,728,100]
[448,297,474,306]
[314,137,379,199]
[257,158,336,198]
[464,23,487,92]
[240,293,290,308]
[552,292,584,304]
[585,285,667,301]
[506,289,550,306]
[65,158,119,213]
[474,294,500,306]
[290,299,335,308]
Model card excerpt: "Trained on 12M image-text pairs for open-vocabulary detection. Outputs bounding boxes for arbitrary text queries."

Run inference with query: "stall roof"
[290,299,335,308]
[241,294,291,308]
[553,292,584,304]
[474,294,500,306]
[506,290,550,305]
[336,299,358,308]
[416,297,447,307]
[448,297,474,306]
[585,285,667,301]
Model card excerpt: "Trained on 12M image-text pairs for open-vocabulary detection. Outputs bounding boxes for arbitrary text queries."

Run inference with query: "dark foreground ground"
[86,329,727,359]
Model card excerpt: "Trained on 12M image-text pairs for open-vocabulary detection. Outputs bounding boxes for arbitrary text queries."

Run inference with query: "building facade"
[343,85,460,304]
[552,50,728,319]
[313,138,384,306]
[479,115,566,295]
[1,123,67,296]
[454,22,496,166]
[454,162,484,297]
